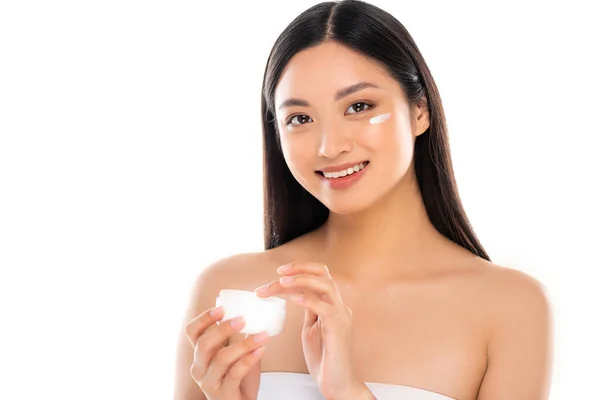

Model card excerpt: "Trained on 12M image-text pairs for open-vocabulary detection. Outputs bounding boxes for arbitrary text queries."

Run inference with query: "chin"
[326,204,369,215]
[316,192,375,215]
[311,175,406,216]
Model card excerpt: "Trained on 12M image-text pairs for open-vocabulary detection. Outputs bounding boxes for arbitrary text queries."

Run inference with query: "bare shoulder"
[173,252,284,400]
[466,259,553,338]
[472,260,554,399]
[194,240,307,295]
[476,260,552,315]
[196,251,280,296]
[203,229,319,284]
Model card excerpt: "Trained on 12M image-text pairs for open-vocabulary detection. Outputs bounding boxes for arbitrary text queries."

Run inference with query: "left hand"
[254,262,373,400]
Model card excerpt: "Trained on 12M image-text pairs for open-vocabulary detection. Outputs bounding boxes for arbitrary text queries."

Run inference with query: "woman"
[174,1,553,399]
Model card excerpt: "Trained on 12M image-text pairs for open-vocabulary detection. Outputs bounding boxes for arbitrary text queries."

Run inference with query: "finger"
[277,262,332,278]
[255,275,339,305]
[254,280,277,297]
[279,273,333,294]
[279,274,343,306]
[193,343,265,397]
[185,306,225,347]
[255,262,334,298]
[204,332,269,384]
[292,291,319,328]
[304,305,318,328]
[217,345,266,394]
[212,333,270,392]
[191,316,247,381]
[254,279,305,299]
[290,292,336,326]
[255,274,332,296]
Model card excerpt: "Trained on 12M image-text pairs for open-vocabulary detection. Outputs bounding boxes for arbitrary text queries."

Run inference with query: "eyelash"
[284,101,375,127]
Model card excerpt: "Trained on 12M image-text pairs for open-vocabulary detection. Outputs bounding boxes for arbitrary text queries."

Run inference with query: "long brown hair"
[260,0,490,261]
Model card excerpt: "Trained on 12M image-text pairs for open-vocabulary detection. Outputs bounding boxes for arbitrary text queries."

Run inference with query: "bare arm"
[173,269,213,400]
[477,270,554,399]
[174,255,244,400]
[173,253,263,400]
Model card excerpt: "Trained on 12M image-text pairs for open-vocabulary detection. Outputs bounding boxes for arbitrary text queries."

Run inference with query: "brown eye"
[287,115,313,126]
[346,102,373,115]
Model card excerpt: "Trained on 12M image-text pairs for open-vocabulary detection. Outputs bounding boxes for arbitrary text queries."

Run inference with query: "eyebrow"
[277,82,380,111]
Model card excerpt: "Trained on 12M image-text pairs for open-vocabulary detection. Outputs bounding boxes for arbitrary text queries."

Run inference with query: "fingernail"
[253,332,269,343]
[279,276,294,285]
[210,306,224,318]
[277,264,292,274]
[230,316,245,328]
[251,346,266,358]
[255,285,269,294]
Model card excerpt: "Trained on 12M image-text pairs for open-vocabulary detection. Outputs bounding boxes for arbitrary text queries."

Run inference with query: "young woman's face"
[273,41,429,214]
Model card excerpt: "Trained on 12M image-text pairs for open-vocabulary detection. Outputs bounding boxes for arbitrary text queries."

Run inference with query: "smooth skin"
[255,262,373,400]
[185,305,270,400]
[173,41,553,400]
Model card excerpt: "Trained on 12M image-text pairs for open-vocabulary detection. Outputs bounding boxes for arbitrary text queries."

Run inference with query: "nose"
[317,122,353,159]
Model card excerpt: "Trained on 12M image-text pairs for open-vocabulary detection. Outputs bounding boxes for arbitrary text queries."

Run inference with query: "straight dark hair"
[260,0,490,261]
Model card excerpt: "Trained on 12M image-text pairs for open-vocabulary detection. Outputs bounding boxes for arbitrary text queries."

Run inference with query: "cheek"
[391,129,415,160]
[359,121,414,175]
[361,120,413,153]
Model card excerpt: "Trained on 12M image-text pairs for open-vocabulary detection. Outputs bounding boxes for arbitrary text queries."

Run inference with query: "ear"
[413,96,430,137]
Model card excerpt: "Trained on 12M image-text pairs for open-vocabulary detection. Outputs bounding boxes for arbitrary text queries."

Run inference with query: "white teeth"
[322,162,367,179]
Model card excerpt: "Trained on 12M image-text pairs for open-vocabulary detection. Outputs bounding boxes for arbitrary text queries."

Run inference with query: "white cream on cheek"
[369,112,392,124]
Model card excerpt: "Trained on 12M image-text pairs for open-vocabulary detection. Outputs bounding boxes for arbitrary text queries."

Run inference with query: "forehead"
[274,41,400,107]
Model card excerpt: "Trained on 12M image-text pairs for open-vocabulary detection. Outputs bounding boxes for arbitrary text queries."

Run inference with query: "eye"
[286,115,313,126]
[284,101,375,127]
[345,101,373,115]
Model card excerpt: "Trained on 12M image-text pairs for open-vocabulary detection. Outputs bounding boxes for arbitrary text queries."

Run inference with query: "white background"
[1,1,598,399]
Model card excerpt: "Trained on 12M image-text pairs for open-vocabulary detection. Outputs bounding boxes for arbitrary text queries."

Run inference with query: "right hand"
[185,305,270,400]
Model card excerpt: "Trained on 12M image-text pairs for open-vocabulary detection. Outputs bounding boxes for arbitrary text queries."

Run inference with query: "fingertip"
[230,316,246,330]
[277,264,292,274]
[210,306,224,318]
[251,346,266,358]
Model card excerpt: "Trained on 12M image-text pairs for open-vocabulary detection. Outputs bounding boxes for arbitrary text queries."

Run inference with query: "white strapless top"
[258,372,455,399]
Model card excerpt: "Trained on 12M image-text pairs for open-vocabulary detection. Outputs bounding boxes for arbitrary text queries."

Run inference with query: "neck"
[313,171,452,283]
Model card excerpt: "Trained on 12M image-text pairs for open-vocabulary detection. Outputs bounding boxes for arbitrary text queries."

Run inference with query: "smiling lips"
[318,161,368,178]
[316,161,370,190]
